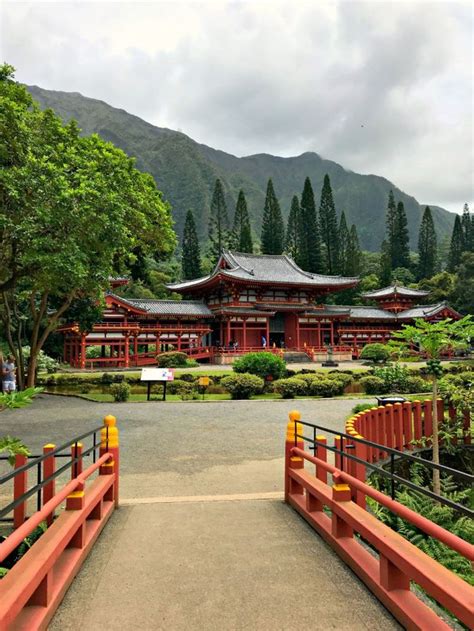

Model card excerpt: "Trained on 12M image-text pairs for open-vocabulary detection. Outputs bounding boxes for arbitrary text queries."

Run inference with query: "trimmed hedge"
[273,378,306,399]
[359,376,388,395]
[156,352,189,368]
[110,382,131,402]
[221,373,264,399]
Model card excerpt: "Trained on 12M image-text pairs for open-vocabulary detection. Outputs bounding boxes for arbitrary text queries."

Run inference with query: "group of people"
[0,352,16,394]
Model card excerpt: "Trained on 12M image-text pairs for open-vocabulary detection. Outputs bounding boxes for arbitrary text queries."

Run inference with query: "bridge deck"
[1,396,400,630]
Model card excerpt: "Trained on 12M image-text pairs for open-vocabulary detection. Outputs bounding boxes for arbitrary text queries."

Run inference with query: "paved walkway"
[1,396,399,630]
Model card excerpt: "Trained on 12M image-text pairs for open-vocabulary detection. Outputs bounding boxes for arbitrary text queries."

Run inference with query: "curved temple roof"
[168,250,359,292]
[361,285,429,299]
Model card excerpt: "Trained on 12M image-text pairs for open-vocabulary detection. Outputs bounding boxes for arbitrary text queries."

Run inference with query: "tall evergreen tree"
[337,211,350,274]
[461,203,473,252]
[447,214,464,272]
[386,190,397,265]
[319,174,340,273]
[181,210,202,280]
[392,201,410,269]
[208,178,229,262]
[417,206,437,280]
[232,190,253,253]
[345,224,362,276]
[261,179,285,254]
[285,195,301,261]
[379,239,392,285]
[299,177,323,272]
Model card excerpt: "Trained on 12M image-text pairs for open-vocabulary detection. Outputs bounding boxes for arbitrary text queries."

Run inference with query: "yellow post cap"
[289,410,301,422]
[104,415,117,427]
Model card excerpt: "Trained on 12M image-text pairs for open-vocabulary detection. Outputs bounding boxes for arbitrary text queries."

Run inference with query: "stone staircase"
[283,351,312,363]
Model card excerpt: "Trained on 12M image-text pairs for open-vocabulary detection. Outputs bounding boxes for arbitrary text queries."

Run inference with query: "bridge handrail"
[291,446,473,560]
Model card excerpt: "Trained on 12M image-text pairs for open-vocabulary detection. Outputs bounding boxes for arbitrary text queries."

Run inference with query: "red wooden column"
[124,334,130,368]
[330,321,334,346]
[295,316,300,349]
[265,318,270,348]
[80,334,86,369]
[243,318,247,348]
[226,318,231,346]
[42,444,56,526]
[133,335,138,363]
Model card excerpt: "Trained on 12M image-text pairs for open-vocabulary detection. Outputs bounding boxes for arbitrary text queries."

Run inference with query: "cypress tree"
[417,206,437,280]
[285,195,301,262]
[319,174,340,274]
[182,210,202,280]
[447,215,464,272]
[299,177,323,272]
[232,190,253,253]
[380,239,392,285]
[261,179,285,254]
[338,210,350,274]
[461,203,473,252]
[386,190,397,265]
[392,201,410,269]
[208,178,229,262]
[346,224,362,276]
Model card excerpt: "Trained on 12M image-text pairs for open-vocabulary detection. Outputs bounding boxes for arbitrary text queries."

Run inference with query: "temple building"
[59,251,461,368]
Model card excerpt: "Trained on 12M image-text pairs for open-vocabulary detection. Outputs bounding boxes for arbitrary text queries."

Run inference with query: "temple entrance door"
[269,312,286,348]
[269,332,285,348]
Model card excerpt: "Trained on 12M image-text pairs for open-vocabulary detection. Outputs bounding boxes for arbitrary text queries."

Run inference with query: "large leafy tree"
[232,190,253,253]
[319,174,339,273]
[447,214,464,272]
[181,209,202,280]
[379,239,392,286]
[0,65,176,386]
[299,177,322,272]
[452,253,474,314]
[417,206,437,280]
[386,190,397,266]
[208,178,229,262]
[390,317,473,495]
[261,179,284,254]
[285,195,301,262]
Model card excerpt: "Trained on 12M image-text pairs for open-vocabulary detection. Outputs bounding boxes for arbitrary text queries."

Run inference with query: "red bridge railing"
[284,411,474,629]
[0,415,120,629]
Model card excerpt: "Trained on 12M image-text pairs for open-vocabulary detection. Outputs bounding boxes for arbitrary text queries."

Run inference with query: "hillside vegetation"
[27,85,455,251]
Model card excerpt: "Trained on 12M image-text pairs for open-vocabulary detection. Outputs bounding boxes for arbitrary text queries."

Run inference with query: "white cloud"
[1,0,472,212]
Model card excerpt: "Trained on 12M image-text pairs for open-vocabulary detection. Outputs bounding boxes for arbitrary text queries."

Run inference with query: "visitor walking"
[2,354,17,394]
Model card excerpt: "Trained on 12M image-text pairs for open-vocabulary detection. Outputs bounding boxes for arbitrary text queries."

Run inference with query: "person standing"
[2,354,17,394]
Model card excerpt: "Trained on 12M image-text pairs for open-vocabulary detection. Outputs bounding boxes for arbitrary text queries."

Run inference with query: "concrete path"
[1,396,399,630]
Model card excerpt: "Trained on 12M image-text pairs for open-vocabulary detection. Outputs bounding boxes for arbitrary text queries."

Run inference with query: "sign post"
[198,376,210,400]
[140,368,175,401]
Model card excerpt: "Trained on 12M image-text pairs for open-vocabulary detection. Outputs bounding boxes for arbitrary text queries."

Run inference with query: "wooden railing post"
[13,454,28,530]
[315,435,327,484]
[100,415,120,507]
[285,410,304,501]
[42,444,56,526]
[331,472,353,539]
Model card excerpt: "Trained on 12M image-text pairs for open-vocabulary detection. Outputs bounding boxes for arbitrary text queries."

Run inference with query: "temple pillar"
[265,319,270,348]
[296,317,300,349]
[133,335,138,363]
[124,334,130,368]
[80,334,86,369]
[226,319,231,346]
[330,321,334,346]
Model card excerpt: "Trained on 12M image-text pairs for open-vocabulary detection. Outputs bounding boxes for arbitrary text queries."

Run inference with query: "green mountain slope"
[27,85,455,251]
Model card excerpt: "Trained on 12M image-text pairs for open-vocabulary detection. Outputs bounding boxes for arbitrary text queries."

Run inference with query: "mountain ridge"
[26,84,456,252]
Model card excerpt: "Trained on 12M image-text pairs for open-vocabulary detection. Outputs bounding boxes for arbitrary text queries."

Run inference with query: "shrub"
[360,376,388,395]
[85,345,103,359]
[352,403,376,415]
[233,352,286,381]
[110,382,131,402]
[308,379,343,397]
[100,372,114,385]
[325,372,353,388]
[156,352,188,368]
[22,347,59,373]
[221,373,264,399]
[179,373,196,383]
[373,363,411,392]
[0,388,44,410]
[360,343,391,364]
[405,376,431,394]
[206,384,227,394]
[273,377,306,399]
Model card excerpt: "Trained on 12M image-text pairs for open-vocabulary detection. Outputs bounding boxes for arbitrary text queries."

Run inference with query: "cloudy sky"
[1,0,472,213]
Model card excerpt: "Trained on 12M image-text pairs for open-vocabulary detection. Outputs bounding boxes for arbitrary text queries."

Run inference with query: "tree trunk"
[26,353,38,388]
[432,377,441,496]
